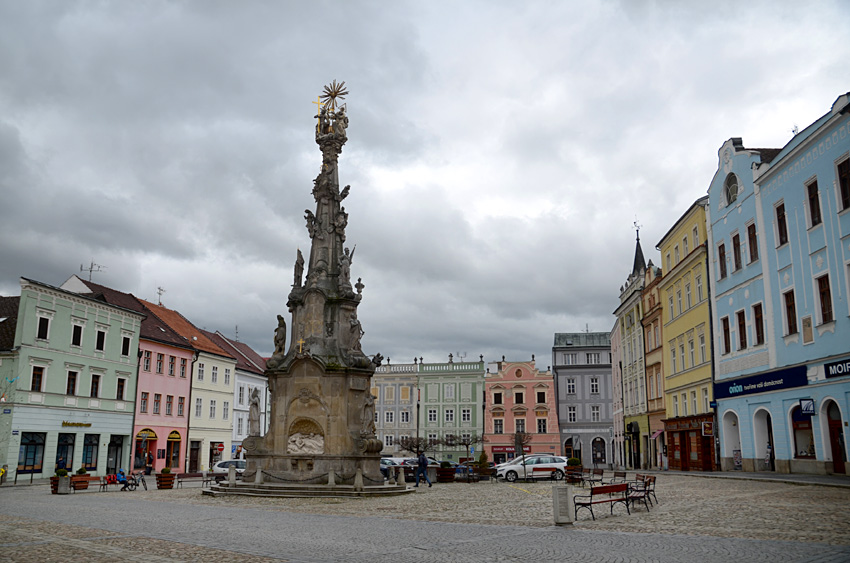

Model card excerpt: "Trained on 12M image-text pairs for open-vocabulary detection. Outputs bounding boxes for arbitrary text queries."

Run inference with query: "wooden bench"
[585,468,604,485]
[98,474,119,491]
[608,471,627,484]
[564,468,583,484]
[175,472,213,488]
[70,474,101,492]
[574,483,630,520]
[527,466,563,480]
[628,475,656,511]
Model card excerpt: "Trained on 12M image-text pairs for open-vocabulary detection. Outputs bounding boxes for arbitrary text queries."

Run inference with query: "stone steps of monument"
[202,482,414,498]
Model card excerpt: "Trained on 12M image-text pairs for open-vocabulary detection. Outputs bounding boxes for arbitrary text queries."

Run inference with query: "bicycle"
[130,471,148,491]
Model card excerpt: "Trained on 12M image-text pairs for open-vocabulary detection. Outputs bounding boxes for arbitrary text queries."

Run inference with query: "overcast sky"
[1,1,847,369]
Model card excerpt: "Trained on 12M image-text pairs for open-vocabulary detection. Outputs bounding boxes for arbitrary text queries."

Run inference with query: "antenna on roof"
[790,124,799,136]
[234,325,239,342]
[156,286,166,305]
[456,351,466,363]
[80,260,106,281]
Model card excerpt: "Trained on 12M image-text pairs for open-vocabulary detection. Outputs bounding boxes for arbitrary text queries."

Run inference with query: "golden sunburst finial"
[320,80,349,112]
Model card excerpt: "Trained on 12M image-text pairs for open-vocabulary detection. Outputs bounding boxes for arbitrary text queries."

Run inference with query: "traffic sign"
[216,443,225,453]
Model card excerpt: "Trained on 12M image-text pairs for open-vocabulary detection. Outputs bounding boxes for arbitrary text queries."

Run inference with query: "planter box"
[52,475,71,494]
[71,475,90,490]
[436,468,456,482]
[156,473,175,489]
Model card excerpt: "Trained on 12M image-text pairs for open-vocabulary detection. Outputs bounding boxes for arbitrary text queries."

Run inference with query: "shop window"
[56,433,75,472]
[17,432,46,474]
[792,406,815,458]
[592,438,606,465]
[83,434,99,471]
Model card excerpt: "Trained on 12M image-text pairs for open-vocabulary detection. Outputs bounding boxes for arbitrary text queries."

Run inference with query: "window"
[445,434,455,446]
[681,393,688,416]
[223,401,229,420]
[444,384,454,400]
[95,329,105,352]
[753,304,764,345]
[493,392,503,405]
[679,343,685,370]
[384,434,394,447]
[66,371,77,395]
[591,405,600,422]
[209,400,216,419]
[587,353,601,364]
[445,409,454,423]
[807,180,822,226]
[238,386,245,405]
[568,406,576,423]
[699,333,706,363]
[747,223,759,263]
[428,433,438,445]
[178,397,185,416]
[737,311,747,350]
[514,391,524,404]
[696,275,703,301]
[82,434,99,471]
[693,226,700,247]
[590,378,599,394]
[197,363,204,381]
[211,366,218,384]
[718,243,727,279]
[670,346,677,373]
[536,391,546,404]
[224,368,231,386]
[677,289,682,315]
[675,245,680,264]
[90,374,100,398]
[515,419,526,433]
[537,419,547,433]
[683,236,689,256]
[141,392,149,413]
[37,316,50,340]
[116,378,125,401]
[180,358,187,378]
[237,417,243,435]
[564,353,577,365]
[691,391,698,414]
[17,432,46,474]
[668,295,675,321]
[494,419,504,434]
[685,283,692,309]
[838,158,850,211]
[143,351,151,371]
[153,393,161,414]
[784,291,798,335]
[724,173,739,205]
[688,339,695,366]
[703,388,710,412]
[566,379,576,394]
[401,410,410,423]
[462,408,471,422]
[666,253,671,271]
[776,203,788,246]
[792,406,816,458]
[153,353,162,374]
[168,356,175,376]
[428,409,437,423]
[732,234,742,271]
[672,395,679,417]
[385,411,394,424]
[721,317,731,354]
[72,324,83,347]
[195,397,202,417]
[818,275,833,324]
[166,395,173,415]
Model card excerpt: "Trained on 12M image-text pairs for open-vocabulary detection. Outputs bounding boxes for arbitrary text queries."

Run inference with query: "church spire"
[632,220,646,276]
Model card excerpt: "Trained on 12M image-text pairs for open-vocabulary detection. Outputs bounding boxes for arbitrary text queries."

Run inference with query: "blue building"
[707,93,850,475]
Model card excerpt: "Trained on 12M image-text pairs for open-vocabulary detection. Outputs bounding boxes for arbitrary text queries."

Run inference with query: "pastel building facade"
[552,333,614,468]
[656,198,717,472]
[372,362,418,457]
[484,359,559,465]
[609,319,625,468]
[640,261,666,470]
[708,92,850,474]
[0,278,143,480]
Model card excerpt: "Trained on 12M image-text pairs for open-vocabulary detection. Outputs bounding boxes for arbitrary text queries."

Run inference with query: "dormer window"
[724,173,739,206]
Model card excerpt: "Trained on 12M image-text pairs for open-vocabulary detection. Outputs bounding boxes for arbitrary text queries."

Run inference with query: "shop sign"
[799,398,815,415]
[702,422,714,437]
[62,421,92,427]
[713,365,807,399]
[491,445,532,453]
[824,358,850,379]
[3,408,10,414]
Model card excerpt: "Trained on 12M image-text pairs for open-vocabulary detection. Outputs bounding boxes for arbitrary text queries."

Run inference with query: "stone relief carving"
[287,432,325,455]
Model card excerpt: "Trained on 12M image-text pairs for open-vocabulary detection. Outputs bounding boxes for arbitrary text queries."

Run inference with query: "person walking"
[414,452,432,488]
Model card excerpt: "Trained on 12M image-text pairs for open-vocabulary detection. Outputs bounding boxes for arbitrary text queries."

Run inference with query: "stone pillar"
[328,470,336,487]
[354,467,364,491]
[552,485,575,525]
[228,466,236,485]
[255,468,264,484]
[57,476,71,495]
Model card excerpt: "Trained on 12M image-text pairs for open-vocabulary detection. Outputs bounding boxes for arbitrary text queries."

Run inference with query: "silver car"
[496,455,568,482]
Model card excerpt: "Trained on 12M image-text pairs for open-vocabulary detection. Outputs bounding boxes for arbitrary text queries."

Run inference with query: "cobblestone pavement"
[1,472,849,562]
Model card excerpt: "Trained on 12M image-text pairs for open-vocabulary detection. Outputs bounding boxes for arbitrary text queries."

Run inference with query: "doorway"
[189,441,200,472]
[753,409,775,471]
[826,401,846,474]
[107,435,123,475]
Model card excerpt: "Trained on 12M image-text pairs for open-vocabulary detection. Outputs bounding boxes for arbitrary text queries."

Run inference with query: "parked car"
[496,456,568,482]
[380,458,399,479]
[211,459,246,482]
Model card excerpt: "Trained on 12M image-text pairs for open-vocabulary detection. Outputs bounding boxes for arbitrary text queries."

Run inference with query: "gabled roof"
[0,296,20,351]
[202,330,266,376]
[139,299,234,360]
[632,234,646,277]
[66,277,191,351]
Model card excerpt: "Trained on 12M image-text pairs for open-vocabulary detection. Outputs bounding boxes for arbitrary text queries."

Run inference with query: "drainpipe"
[130,346,143,473]
[705,243,720,471]
[184,351,199,472]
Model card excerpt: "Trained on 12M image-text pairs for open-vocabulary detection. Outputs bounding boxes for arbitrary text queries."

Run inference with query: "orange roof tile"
[138,299,234,360]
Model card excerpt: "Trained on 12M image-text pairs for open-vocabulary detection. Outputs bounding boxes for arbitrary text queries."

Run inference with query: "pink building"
[483,358,560,465]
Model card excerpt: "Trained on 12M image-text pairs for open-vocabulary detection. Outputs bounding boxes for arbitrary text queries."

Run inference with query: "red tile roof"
[202,330,266,375]
[139,299,234,360]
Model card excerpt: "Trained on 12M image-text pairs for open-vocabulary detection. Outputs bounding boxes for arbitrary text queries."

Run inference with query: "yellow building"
[656,196,717,471]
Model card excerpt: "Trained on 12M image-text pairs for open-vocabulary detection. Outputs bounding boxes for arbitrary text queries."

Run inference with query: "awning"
[651,429,663,439]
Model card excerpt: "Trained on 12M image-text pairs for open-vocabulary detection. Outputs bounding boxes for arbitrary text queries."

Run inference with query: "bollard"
[228,466,236,485]
[552,484,575,525]
[354,467,364,491]
[327,469,336,487]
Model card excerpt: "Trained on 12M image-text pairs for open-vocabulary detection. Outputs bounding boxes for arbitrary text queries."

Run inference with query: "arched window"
[724,173,740,206]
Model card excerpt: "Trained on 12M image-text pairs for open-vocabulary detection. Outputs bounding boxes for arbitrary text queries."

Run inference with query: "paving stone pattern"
[1,473,849,562]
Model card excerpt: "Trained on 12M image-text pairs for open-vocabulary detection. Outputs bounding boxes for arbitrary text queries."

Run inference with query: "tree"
[455,432,485,464]
[397,436,441,457]
[511,431,534,479]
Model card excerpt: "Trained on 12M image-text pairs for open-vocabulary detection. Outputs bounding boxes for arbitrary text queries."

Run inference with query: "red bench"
[573,483,630,520]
